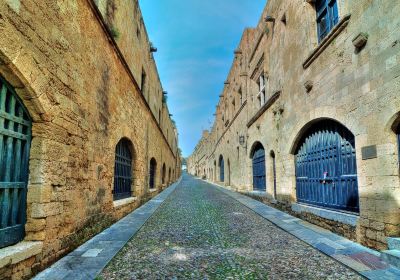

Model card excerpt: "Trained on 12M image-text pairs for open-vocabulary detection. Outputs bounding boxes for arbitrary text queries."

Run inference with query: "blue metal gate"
[252,145,266,191]
[0,76,32,248]
[149,158,156,189]
[113,139,132,200]
[219,156,224,182]
[295,120,359,212]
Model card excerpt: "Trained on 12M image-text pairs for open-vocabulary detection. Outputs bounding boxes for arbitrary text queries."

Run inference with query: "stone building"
[0,0,181,278]
[188,0,400,252]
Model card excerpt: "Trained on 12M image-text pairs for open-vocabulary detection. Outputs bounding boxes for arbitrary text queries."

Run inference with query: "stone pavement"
[100,174,367,279]
[35,173,400,279]
[33,178,181,280]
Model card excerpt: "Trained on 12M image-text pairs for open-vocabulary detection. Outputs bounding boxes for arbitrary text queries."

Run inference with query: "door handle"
[319,179,333,184]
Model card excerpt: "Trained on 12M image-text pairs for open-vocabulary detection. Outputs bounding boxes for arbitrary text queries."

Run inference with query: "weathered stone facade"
[0,0,181,279]
[188,0,400,252]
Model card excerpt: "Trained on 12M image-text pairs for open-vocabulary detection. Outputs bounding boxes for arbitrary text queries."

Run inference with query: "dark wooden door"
[295,121,359,212]
[252,146,266,191]
[0,77,32,248]
[219,157,224,182]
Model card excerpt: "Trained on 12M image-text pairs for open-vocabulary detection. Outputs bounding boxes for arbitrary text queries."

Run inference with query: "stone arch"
[289,117,355,155]
[249,141,264,158]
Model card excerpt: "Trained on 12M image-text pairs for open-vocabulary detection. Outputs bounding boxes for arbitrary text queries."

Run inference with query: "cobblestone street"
[100,174,362,279]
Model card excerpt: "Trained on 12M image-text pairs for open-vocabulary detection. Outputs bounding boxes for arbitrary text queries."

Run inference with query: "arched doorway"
[295,120,359,212]
[149,158,157,189]
[168,167,171,183]
[0,76,32,248]
[214,160,217,181]
[397,124,400,165]
[270,151,277,198]
[227,159,231,186]
[161,163,166,185]
[219,155,224,182]
[114,139,133,200]
[251,142,266,192]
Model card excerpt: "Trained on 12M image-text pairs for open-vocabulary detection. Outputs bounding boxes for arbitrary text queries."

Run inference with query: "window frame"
[316,0,339,42]
[257,74,266,107]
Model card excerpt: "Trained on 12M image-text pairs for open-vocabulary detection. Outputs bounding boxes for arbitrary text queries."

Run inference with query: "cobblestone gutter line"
[33,178,182,280]
[209,180,400,280]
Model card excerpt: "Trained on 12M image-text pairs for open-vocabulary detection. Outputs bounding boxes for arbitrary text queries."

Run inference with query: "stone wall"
[0,0,180,279]
[188,0,400,251]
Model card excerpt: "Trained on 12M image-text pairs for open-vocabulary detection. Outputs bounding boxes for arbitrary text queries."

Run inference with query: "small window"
[257,74,266,107]
[316,0,339,42]
[238,87,243,105]
[141,69,146,94]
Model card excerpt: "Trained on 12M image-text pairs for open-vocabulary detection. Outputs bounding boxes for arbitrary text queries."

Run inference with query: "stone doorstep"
[291,202,359,227]
[0,241,43,269]
[113,197,137,208]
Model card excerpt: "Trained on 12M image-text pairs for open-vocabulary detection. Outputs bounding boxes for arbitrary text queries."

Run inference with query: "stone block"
[31,202,63,218]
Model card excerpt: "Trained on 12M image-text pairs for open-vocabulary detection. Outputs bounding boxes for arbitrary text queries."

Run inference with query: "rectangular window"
[238,87,243,105]
[257,74,266,107]
[316,0,339,42]
[141,69,146,95]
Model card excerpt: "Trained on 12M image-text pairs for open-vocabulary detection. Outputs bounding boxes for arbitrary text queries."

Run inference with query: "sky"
[140,0,267,157]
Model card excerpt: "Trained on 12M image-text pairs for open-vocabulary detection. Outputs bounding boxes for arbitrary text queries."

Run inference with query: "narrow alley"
[99,174,362,279]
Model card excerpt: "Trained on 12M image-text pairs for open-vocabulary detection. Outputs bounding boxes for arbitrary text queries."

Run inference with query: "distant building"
[188,0,400,252]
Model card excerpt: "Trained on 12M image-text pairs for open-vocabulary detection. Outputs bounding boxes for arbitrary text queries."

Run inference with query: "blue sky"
[140,0,266,157]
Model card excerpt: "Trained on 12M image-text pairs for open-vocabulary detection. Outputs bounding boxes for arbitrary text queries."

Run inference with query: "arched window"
[0,76,32,248]
[295,120,359,212]
[219,155,224,182]
[251,143,266,192]
[161,163,166,184]
[113,139,133,200]
[149,158,157,189]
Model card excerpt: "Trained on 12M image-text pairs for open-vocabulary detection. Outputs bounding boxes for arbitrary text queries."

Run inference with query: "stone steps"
[381,238,400,268]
